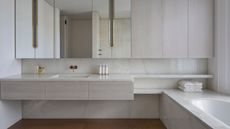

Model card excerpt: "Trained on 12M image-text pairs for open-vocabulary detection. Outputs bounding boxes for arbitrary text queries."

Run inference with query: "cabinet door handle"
[32,0,38,48]
[109,0,114,48]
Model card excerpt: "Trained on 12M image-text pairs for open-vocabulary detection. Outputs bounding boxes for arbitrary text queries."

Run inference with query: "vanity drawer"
[45,82,88,100]
[1,81,45,100]
[89,81,134,100]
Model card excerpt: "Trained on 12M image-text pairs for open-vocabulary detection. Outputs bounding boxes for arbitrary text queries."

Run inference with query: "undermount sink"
[51,74,89,79]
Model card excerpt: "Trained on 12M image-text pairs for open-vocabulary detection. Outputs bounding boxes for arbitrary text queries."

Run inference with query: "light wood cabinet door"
[15,0,34,58]
[45,82,88,100]
[163,0,189,58]
[131,0,163,58]
[189,0,214,58]
[89,81,134,100]
[1,81,45,100]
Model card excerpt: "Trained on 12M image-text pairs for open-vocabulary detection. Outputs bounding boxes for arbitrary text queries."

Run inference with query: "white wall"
[208,0,230,94]
[0,0,22,128]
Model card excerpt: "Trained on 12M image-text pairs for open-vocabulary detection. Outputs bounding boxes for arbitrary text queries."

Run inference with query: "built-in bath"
[192,99,230,127]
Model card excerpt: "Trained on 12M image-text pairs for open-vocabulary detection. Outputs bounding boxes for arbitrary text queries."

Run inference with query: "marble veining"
[22,59,208,74]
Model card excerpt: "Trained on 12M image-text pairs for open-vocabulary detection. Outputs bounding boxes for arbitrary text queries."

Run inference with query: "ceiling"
[54,0,131,18]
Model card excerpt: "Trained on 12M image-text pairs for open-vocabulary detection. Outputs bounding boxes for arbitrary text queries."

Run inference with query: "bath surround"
[161,90,230,129]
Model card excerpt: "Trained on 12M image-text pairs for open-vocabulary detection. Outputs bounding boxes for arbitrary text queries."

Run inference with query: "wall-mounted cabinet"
[15,0,213,59]
[132,0,163,58]
[16,0,58,59]
[188,0,214,58]
[131,0,214,58]
[163,0,188,58]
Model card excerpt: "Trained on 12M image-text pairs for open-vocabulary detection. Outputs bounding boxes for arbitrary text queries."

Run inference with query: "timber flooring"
[9,119,167,129]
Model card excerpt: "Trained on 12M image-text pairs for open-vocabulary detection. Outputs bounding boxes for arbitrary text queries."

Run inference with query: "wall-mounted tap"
[36,65,45,75]
[69,65,78,72]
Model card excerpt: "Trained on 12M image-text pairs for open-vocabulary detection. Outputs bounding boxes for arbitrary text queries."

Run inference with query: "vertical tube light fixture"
[109,0,114,47]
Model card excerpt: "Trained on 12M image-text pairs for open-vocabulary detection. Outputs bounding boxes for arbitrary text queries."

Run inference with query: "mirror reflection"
[55,0,131,58]
[55,0,93,58]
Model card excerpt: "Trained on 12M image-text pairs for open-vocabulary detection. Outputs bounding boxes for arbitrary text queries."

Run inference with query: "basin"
[51,74,89,79]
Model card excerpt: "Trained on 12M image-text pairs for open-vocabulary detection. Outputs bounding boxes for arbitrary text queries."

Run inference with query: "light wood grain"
[89,81,134,100]
[1,81,45,100]
[189,0,214,58]
[132,0,163,58]
[16,0,34,58]
[163,0,188,58]
[45,82,88,100]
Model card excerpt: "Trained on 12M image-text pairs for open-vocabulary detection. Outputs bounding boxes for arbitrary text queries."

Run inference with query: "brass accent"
[69,65,78,72]
[32,0,38,48]
[36,65,45,75]
[109,0,114,47]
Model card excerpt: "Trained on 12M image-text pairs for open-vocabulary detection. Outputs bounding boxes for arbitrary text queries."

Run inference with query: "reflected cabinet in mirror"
[15,0,131,59]
[57,0,131,58]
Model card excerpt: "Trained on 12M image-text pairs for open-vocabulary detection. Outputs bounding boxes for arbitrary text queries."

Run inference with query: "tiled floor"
[9,119,166,129]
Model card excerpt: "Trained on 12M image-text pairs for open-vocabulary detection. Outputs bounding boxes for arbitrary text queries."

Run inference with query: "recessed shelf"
[132,74,214,79]
[134,89,165,94]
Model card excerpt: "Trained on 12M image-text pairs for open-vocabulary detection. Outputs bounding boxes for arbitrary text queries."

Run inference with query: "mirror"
[16,0,57,59]
[55,0,131,58]
[93,0,131,58]
[55,0,93,58]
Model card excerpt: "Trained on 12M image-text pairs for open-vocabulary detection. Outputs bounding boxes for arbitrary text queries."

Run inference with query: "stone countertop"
[0,73,213,82]
[0,74,134,82]
[163,89,230,129]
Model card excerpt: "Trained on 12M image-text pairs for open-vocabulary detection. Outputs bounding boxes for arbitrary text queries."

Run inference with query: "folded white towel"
[178,86,203,92]
[179,80,203,85]
[179,85,203,89]
[178,80,203,87]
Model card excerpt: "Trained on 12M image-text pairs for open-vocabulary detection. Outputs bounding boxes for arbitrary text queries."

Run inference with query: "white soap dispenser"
[105,64,109,75]
[99,64,103,75]
[102,64,106,75]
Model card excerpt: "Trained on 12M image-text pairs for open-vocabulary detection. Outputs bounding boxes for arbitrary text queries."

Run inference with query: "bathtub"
[192,99,230,127]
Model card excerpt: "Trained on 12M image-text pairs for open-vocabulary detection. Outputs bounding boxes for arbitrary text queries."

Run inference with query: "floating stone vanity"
[0,74,134,100]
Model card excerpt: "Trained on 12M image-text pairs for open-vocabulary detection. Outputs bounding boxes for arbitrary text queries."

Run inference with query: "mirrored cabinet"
[15,0,213,59]
[16,0,131,59]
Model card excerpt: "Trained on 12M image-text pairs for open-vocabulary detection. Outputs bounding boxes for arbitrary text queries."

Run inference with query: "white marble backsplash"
[22,59,208,74]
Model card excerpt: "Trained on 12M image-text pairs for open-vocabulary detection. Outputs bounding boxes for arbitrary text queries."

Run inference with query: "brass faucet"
[69,65,78,72]
[36,65,45,75]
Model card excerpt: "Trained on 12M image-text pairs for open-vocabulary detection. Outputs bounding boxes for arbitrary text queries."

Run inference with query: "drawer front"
[45,82,88,100]
[89,81,134,100]
[1,81,45,100]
